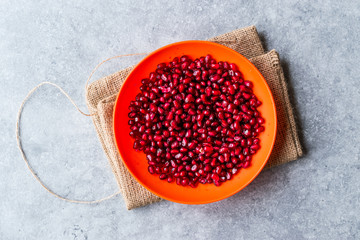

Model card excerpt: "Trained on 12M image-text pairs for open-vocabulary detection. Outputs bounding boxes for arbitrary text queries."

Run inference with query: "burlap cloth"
[86,26,303,210]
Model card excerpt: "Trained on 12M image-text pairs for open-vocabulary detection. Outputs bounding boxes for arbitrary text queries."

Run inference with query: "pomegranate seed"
[214,181,221,186]
[226,162,234,168]
[231,157,239,164]
[211,173,220,182]
[181,177,189,186]
[250,144,260,150]
[204,165,212,172]
[191,164,199,172]
[148,166,155,174]
[243,161,250,168]
[215,166,222,174]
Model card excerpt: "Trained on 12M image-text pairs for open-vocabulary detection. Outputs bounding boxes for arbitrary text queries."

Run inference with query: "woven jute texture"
[86,26,303,210]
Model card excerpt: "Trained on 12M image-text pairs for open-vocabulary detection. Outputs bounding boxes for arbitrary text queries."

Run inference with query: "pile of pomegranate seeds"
[128,55,265,187]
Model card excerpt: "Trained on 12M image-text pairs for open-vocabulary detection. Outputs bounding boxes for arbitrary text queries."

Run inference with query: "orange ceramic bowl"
[113,40,277,204]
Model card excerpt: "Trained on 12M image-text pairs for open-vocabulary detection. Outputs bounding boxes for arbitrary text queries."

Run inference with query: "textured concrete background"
[1,0,359,239]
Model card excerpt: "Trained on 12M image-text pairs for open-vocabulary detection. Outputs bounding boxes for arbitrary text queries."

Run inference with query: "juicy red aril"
[159,174,167,180]
[148,166,155,174]
[128,55,265,187]
[211,173,220,182]
[181,177,190,186]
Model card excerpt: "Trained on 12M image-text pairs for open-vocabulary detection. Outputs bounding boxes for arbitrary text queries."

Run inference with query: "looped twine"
[16,53,147,204]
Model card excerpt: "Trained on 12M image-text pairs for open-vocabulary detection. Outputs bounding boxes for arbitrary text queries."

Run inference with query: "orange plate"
[113,40,277,204]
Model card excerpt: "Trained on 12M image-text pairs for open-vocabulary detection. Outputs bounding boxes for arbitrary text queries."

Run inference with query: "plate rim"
[113,40,277,204]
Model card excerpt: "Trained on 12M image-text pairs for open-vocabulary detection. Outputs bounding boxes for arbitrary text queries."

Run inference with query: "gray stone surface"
[1,0,359,239]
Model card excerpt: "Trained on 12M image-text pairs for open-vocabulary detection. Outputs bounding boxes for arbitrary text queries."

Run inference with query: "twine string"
[16,53,147,204]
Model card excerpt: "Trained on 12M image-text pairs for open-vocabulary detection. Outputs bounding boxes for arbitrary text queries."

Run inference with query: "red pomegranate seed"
[127,55,265,187]
[191,164,199,171]
[243,161,250,168]
[181,177,189,186]
[159,174,167,180]
[148,166,155,174]
[211,173,220,182]
[204,165,212,172]
[214,180,221,186]
[215,166,222,174]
